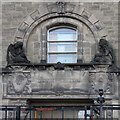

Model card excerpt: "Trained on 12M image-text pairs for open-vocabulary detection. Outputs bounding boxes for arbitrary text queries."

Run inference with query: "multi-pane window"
[47,27,77,63]
[33,109,91,119]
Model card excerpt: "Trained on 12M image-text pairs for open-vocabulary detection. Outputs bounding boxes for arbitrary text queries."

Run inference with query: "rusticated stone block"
[81,9,91,19]
[24,16,34,26]
[94,21,104,31]
[88,15,98,24]
[18,22,29,33]
[30,10,40,21]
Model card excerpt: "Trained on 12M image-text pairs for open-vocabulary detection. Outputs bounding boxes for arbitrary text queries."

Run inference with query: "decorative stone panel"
[3,71,31,96]
[89,72,116,94]
[2,68,119,99]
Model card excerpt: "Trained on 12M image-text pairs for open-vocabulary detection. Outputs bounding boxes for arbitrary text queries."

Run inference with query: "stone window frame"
[47,25,78,63]
[41,20,83,63]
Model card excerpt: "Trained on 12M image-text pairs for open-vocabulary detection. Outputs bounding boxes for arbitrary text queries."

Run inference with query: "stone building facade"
[1,1,120,119]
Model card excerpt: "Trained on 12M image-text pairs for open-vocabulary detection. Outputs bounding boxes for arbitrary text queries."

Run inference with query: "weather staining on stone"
[92,39,115,64]
[7,41,30,65]
[56,2,66,14]
[54,62,64,70]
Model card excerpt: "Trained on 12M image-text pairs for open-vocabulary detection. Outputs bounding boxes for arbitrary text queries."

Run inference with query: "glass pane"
[42,111,52,118]
[48,42,77,52]
[78,110,90,118]
[53,111,62,118]
[64,110,75,118]
[33,110,91,119]
[48,54,77,63]
[49,28,76,41]
[78,111,84,118]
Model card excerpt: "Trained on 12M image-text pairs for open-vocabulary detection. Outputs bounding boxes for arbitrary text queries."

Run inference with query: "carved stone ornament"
[7,41,30,65]
[7,73,31,94]
[89,72,115,94]
[53,86,64,96]
[92,38,115,64]
[56,2,66,14]
[54,62,64,70]
[47,2,75,14]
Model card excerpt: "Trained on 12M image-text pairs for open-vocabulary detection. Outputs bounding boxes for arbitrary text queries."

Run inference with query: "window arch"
[26,17,97,64]
[47,27,77,63]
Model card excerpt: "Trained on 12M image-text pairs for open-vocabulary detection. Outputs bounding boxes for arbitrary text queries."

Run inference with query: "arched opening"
[47,27,77,63]
[26,17,96,64]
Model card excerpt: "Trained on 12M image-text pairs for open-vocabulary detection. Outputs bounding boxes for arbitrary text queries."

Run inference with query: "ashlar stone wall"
[1,2,120,119]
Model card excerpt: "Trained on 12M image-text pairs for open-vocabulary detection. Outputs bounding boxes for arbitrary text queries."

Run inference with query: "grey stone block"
[30,10,40,21]
[88,15,98,24]
[94,21,104,31]
[18,22,29,33]
[81,9,91,19]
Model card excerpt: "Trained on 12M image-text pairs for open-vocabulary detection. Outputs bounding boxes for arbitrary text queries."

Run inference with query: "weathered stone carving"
[47,2,75,14]
[92,39,115,64]
[53,86,64,96]
[56,2,66,14]
[7,81,15,94]
[54,62,64,70]
[7,41,30,65]
[5,70,91,96]
[7,73,31,94]
[89,72,115,94]
[3,68,119,98]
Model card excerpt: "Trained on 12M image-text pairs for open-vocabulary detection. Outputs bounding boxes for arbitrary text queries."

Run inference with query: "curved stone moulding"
[14,4,108,50]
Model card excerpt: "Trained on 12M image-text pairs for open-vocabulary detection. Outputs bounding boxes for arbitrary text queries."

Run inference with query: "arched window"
[47,27,77,63]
